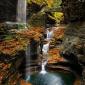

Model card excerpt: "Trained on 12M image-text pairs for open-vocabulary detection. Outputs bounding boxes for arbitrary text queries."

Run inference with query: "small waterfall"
[25,44,31,81]
[5,0,27,28]
[25,39,39,81]
[40,42,50,74]
[39,27,55,75]
[42,42,50,55]
[40,60,48,74]
[46,28,53,41]
[17,0,27,25]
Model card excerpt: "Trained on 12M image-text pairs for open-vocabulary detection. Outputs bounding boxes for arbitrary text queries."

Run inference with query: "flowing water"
[17,0,27,24]
[46,28,53,41]
[40,41,50,75]
[5,0,27,28]
[40,27,53,75]
[25,44,31,81]
[40,60,48,74]
[42,42,50,55]
[24,26,79,85]
[25,27,76,85]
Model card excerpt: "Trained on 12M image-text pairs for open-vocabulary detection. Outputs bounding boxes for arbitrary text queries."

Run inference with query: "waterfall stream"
[5,0,27,28]
[25,44,31,81]
[25,27,76,85]
[17,0,27,24]
[40,27,54,75]
[40,41,50,74]
[46,28,54,41]
[40,60,48,74]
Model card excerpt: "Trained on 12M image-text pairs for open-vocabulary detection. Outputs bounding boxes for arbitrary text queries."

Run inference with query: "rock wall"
[62,0,85,23]
[0,0,17,22]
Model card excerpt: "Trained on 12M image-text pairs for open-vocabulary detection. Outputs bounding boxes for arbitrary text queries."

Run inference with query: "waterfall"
[46,28,53,41]
[40,60,48,74]
[5,0,27,28]
[25,40,39,81]
[42,42,50,55]
[40,42,50,74]
[25,44,31,81]
[17,0,27,25]
[40,28,53,75]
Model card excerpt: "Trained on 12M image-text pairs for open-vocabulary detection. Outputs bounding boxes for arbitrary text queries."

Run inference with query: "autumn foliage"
[48,48,64,63]
[54,27,65,39]
[0,39,27,55]
[16,27,44,41]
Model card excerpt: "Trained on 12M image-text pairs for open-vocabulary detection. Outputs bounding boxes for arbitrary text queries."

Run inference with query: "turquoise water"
[27,71,75,85]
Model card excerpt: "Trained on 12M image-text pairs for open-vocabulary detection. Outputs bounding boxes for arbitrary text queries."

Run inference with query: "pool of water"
[26,71,75,85]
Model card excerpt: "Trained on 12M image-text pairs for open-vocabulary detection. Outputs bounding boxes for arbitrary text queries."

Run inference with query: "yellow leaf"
[46,0,54,8]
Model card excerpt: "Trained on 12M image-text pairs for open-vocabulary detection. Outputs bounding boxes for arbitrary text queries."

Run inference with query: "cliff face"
[0,0,17,22]
[62,0,85,23]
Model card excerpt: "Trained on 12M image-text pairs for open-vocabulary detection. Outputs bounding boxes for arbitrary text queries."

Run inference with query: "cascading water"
[42,42,50,55]
[17,0,27,24]
[46,28,53,41]
[25,39,40,81]
[40,27,53,75]
[5,0,27,28]
[40,40,50,74]
[25,44,31,81]
[25,27,76,85]
[40,60,48,74]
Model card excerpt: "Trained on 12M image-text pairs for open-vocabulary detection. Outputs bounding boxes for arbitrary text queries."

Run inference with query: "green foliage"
[27,0,62,26]
[17,24,26,29]
[53,0,62,8]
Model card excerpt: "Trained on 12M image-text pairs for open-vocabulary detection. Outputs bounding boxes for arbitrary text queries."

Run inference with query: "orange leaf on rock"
[48,48,64,63]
